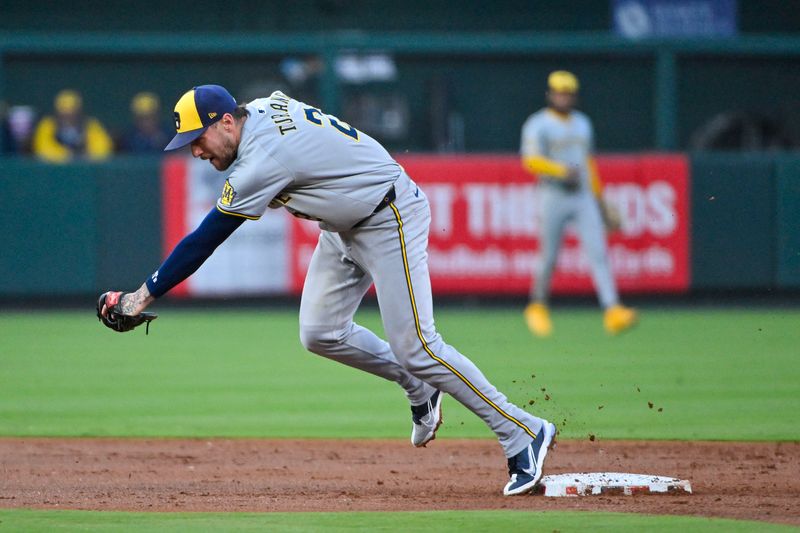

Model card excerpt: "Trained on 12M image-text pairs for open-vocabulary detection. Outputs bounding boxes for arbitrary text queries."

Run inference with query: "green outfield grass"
[2,306,798,530]
[0,509,795,532]
[0,306,798,440]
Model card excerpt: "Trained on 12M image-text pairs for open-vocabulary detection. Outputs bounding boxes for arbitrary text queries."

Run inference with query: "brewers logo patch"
[221,179,236,206]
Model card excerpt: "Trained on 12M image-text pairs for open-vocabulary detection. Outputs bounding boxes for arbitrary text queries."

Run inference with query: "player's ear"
[220,113,235,129]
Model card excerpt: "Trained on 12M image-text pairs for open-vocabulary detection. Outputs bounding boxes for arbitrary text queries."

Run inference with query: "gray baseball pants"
[532,184,619,308]
[299,172,545,458]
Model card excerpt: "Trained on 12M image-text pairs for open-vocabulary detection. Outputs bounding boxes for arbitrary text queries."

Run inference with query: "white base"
[536,472,692,497]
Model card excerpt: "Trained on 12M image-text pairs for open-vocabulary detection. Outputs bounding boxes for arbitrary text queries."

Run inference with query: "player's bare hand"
[96,286,157,334]
[98,286,152,317]
[98,293,118,319]
[600,199,622,232]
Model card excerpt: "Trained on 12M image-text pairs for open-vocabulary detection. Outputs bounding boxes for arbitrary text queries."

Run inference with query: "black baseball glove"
[96,291,158,334]
[561,166,581,192]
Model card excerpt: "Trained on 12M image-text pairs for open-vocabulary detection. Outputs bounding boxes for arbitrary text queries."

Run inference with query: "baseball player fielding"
[98,84,557,495]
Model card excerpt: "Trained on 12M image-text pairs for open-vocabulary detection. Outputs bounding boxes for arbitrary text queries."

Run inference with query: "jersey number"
[303,107,360,141]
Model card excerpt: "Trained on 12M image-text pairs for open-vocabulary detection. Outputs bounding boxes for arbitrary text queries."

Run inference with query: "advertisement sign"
[162,154,689,297]
[289,154,690,295]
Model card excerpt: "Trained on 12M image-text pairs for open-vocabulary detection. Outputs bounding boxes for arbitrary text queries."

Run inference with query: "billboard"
[290,154,690,295]
[162,153,690,297]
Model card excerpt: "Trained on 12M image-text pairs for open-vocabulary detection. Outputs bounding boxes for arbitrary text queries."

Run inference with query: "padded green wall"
[0,161,98,294]
[775,158,800,288]
[690,154,776,289]
[0,157,162,297]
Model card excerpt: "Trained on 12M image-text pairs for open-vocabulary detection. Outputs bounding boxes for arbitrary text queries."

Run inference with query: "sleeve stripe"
[215,205,261,220]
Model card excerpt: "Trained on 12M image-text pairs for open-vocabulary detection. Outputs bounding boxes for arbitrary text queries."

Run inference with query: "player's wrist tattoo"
[120,294,139,315]
[121,285,152,315]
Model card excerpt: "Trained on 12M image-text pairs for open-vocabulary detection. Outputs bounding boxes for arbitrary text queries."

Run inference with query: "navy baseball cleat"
[503,420,557,495]
[410,390,444,447]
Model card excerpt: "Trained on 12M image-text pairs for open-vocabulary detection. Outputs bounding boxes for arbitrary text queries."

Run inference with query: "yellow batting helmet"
[547,71,579,94]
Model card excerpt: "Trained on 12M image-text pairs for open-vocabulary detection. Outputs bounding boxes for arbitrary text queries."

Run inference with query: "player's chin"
[210,157,233,171]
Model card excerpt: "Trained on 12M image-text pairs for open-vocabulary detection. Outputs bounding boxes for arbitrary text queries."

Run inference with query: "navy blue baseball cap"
[164,85,238,151]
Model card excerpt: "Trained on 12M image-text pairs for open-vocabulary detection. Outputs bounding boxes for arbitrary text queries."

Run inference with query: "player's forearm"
[144,207,245,298]
[521,155,569,178]
[120,284,155,315]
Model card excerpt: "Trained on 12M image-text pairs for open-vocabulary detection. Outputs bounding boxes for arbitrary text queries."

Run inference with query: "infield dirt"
[1,438,797,525]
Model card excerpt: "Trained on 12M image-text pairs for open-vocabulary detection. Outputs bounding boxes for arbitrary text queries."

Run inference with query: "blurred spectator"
[118,92,171,153]
[3,104,38,155]
[32,89,113,163]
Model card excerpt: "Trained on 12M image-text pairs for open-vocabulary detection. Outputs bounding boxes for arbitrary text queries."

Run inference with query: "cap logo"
[174,112,181,130]
[208,112,217,119]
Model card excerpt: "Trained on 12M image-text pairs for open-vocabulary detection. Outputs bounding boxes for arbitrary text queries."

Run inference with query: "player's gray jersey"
[217,91,401,231]
[520,108,594,189]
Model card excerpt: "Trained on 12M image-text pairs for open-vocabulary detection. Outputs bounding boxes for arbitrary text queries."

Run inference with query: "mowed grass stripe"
[0,509,794,532]
[0,308,798,440]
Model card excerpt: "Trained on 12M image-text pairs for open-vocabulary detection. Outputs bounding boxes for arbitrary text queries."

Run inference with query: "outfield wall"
[0,157,163,297]
[0,153,798,298]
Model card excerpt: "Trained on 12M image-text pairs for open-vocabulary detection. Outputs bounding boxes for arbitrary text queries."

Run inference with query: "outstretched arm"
[113,207,246,316]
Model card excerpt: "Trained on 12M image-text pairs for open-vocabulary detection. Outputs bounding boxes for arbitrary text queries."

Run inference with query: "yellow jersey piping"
[216,205,261,220]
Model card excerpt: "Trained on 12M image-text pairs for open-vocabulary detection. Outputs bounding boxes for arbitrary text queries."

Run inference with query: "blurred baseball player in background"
[99,84,556,495]
[520,71,637,337]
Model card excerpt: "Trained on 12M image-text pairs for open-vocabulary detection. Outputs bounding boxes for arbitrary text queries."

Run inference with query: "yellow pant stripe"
[388,202,536,440]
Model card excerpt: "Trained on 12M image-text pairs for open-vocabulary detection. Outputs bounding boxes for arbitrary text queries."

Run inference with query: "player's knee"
[298,326,326,354]
[299,325,341,355]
